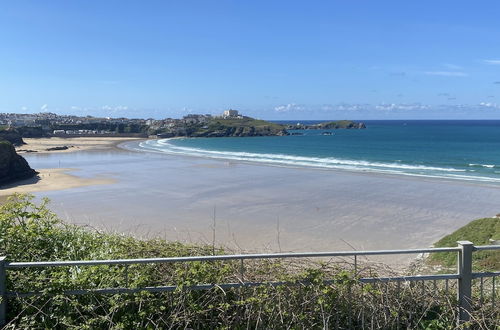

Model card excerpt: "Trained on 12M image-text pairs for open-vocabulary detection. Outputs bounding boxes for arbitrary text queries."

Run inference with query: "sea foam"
[134,139,500,183]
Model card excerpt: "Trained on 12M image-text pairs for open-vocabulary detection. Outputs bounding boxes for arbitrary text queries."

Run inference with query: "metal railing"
[0,241,499,327]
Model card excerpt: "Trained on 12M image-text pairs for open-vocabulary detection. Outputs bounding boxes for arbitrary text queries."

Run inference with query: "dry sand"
[16,137,141,154]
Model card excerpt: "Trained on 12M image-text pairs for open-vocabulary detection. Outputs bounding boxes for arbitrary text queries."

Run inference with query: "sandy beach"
[12,140,499,266]
[0,168,115,197]
[1,137,138,198]
[16,137,141,154]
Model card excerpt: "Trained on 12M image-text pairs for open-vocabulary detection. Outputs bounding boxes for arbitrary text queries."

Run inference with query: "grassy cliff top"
[207,117,284,129]
[428,217,500,270]
[320,120,357,126]
[315,120,365,129]
[186,116,287,137]
[0,128,25,146]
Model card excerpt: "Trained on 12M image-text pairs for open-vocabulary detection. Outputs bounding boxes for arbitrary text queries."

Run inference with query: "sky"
[1,1,500,120]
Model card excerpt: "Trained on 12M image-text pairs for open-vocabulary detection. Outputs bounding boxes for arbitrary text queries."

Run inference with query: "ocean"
[135,120,500,184]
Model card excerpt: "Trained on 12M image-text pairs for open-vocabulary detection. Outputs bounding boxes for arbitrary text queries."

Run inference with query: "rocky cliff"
[0,128,25,146]
[285,120,366,130]
[0,139,38,186]
[158,117,289,138]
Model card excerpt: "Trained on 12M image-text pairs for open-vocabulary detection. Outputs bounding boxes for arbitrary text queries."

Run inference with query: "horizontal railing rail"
[474,245,500,251]
[472,271,500,278]
[5,274,463,299]
[0,242,498,328]
[4,246,461,269]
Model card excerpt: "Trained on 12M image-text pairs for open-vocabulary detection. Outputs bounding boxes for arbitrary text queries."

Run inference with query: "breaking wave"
[129,139,500,184]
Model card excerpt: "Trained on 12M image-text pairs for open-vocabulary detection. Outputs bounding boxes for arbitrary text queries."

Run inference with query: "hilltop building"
[222,109,242,119]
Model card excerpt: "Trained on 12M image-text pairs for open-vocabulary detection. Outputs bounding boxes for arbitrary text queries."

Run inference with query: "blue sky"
[1,1,500,119]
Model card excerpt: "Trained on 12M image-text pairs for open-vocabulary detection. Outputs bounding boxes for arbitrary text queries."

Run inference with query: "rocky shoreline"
[285,120,366,130]
[0,139,38,186]
[157,118,365,138]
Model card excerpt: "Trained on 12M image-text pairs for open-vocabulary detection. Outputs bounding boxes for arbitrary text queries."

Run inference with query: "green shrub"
[0,194,497,328]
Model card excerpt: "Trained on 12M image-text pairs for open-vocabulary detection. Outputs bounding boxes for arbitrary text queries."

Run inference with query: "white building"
[222,109,239,118]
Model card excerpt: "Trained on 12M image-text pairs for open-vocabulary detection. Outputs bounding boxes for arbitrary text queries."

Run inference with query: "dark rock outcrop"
[0,128,25,146]
[156,117,289,138]
[0,139,38,186]
[154,118,365,139]
[16,126,46,138]
[285,120,366,130]
[315,121,366,129]
[46,146,70,151]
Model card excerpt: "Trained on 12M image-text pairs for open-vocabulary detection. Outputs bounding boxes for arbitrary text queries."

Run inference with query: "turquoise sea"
[135,120,500,184]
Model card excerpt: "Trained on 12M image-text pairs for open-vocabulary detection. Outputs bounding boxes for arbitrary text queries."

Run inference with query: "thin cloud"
[274,103,435,113]
[443,63,463,70]
[375,103,430,111]
[423,71,467,77]
[101,105,128,111]
[479,102,500,109]
[274,103,304,112]
[482,59,500,65]
[40,104,48,111]
[331,104,368,111]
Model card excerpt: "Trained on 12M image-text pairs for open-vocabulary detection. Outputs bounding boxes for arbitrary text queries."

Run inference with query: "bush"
[0,194,498,328]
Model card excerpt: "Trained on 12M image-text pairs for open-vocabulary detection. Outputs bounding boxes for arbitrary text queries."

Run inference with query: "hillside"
[158,116,289,138]
[427,217,500,270]
[314,120,366,129]
[191,117,288,137]
[0,139,37,186]
[285,120,366,130]
[0,128,25,146]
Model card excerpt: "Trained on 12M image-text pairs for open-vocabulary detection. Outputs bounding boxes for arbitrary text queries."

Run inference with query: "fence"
[1,240,499,327]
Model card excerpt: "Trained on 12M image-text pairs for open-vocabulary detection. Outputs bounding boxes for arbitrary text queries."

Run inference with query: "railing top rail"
[4,246,460,269]
[474,244,500,251]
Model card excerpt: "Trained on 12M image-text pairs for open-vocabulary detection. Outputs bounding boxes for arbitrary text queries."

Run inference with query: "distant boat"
[322,132,333,135]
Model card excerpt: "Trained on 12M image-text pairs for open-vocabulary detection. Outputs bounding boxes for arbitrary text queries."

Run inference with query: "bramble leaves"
[1,194,498,328]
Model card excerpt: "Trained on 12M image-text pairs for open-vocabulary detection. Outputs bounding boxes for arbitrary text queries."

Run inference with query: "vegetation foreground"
[0,194,498,329]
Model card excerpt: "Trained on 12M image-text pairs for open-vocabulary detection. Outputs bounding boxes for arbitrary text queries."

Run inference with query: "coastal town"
[0,109,245,137]
[0,110,365,139]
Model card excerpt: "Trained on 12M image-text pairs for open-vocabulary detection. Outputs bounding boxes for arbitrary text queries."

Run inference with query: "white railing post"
[457,241,473,327]
[0,256,6,327]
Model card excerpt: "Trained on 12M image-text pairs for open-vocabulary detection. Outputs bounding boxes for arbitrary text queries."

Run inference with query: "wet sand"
[2,137,135,198]
[0,168,115,197]
[20,143,500,265]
